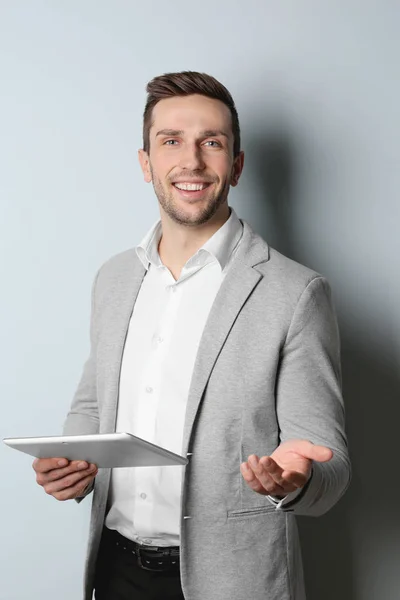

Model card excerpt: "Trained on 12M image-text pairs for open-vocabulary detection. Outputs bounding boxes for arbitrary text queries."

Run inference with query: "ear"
[138,149,152,183]
[230,151,245,187]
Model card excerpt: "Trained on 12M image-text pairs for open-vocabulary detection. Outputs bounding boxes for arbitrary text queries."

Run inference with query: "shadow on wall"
[246,132,400,600]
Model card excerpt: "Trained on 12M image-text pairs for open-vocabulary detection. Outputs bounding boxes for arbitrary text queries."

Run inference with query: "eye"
[164,139,179,145]
[203,140,221,147]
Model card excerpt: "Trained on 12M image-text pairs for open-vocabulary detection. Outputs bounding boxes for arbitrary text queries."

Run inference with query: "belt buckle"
[137,546,179,572]
[137,551,149,571]
[137,546,161,572]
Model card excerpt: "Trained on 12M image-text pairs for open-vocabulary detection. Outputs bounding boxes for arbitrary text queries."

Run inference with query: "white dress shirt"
[105,207,244,546]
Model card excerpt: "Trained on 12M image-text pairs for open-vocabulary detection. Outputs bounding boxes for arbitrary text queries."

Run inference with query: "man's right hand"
[33,457,98,501]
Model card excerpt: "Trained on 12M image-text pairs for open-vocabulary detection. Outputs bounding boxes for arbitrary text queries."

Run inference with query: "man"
[33,71,351,600]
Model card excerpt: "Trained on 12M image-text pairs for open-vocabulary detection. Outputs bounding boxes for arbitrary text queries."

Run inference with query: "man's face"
[139,94,244,227]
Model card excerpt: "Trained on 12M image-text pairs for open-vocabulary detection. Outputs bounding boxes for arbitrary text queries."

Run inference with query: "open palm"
[240,439,333,497]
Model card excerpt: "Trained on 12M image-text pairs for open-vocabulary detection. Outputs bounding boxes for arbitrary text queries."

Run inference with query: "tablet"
[3,432,188,468]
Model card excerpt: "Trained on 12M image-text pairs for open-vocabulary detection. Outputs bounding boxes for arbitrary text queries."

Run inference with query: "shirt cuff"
[266,468,313,510]
[267,485,304,509]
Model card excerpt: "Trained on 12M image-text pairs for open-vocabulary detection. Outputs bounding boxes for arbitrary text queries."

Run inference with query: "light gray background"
[1,2,399,599]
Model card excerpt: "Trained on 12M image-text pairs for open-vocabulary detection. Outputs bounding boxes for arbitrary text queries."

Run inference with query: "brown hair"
[143,71,241,157]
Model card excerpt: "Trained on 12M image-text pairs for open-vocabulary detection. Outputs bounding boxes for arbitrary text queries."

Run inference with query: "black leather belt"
[102,527,180,572]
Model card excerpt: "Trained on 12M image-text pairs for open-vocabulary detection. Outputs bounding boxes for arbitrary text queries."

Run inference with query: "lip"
[172,182,213,201]
[172,181,213,186]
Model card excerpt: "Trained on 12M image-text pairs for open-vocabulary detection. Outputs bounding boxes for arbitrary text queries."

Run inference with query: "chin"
[162,203,206,225]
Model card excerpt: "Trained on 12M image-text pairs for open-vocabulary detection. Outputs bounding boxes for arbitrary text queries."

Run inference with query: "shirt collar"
[135,206,243,272]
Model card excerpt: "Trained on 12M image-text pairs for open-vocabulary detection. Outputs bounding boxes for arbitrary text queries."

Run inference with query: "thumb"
[290,440,333,463]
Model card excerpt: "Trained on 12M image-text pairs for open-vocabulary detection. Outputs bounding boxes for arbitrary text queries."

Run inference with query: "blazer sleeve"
[275,276,351,516]
[63,269,101,437]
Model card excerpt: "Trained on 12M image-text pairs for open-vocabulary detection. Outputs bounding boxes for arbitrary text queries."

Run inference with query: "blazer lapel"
[182,221,269,455]
[103,255,147,432]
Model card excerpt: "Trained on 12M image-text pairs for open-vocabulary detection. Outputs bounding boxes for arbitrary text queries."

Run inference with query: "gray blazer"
[63,218,351,600]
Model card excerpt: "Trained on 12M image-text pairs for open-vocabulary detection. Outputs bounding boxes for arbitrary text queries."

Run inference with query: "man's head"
[138,71,244,227]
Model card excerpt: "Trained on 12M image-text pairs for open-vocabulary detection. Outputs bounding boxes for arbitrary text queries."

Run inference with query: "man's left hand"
[240,439,333,498]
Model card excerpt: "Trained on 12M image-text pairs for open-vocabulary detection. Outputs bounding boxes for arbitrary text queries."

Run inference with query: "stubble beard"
[150,166,230,227]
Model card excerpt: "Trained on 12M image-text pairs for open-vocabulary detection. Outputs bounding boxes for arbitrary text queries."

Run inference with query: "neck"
[158,203,230,275]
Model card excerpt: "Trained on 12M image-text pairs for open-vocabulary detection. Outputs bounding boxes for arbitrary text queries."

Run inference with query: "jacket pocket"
[227,504,277,519]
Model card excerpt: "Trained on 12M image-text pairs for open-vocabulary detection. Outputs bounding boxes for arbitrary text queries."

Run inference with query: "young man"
[33,71,351,600]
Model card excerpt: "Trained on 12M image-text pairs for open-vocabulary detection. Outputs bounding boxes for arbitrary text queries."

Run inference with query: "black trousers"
[94,529,185,600]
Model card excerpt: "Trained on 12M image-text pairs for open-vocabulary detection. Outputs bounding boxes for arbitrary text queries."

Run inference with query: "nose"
[178,143,206,171]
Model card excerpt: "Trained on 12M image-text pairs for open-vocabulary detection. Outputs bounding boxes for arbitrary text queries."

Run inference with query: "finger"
[44,465,97,496]
[290,441,333,463]
[258,457,308,489]
[258,456,286,486]
[33,457,69,473]
[69,460,91,469]
[243,457,288,496]
[36,460,92,486]
[53,473,96,502]
[240,462,268,494]
[248,455,280,489]
[312,445,333,462]
[248,455,299,495]
[44,466,97,495]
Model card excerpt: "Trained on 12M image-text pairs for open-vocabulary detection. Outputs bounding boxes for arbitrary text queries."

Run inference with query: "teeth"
[174,183,208,191]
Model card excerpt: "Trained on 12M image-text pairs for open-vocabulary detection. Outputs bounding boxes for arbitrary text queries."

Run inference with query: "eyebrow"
[200,129,229,139]
[155,129,184,137]
[155,128,229,139]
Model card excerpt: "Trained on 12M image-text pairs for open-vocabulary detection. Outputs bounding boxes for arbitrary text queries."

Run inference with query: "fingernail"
[58,459,67,467]
[78,461,87,469]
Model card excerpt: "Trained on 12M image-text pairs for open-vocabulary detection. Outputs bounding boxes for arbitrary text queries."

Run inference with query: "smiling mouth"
[172,182,212,191]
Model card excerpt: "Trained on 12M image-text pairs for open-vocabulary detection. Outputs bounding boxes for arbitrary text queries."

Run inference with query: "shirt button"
[157,336,164,344]
[145,386,153,393]
[140,493,147,499]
